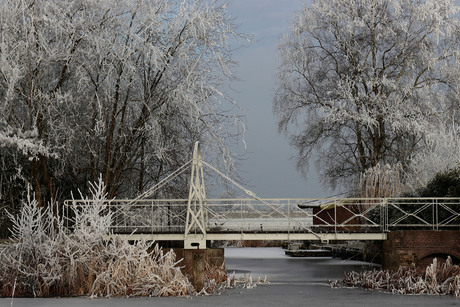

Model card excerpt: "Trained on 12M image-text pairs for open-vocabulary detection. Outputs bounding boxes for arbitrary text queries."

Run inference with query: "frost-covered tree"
[274,0,460,189]
[0,0,244,210]
[406,124,460,189]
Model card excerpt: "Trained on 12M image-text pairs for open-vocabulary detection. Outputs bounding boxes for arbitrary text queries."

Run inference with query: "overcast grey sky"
[219,0,332,199]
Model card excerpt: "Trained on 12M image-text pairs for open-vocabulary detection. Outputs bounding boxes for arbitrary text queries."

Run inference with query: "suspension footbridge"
[65,142,460,249]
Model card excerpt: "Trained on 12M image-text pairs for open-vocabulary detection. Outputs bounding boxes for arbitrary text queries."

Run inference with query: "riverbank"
[3,247,459,306]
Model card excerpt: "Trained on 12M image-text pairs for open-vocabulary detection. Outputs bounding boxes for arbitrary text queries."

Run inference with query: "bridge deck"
[66,196,460,245]
[105,232,387,242]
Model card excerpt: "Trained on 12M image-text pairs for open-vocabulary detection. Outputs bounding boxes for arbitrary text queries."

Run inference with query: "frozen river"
[3,247,460,306]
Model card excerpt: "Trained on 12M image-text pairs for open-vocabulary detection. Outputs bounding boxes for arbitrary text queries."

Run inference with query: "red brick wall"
[313,206,358,225]
[383,230,460,270]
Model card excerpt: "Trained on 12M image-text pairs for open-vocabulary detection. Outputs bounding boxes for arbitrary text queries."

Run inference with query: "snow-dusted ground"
[3,247,459,307]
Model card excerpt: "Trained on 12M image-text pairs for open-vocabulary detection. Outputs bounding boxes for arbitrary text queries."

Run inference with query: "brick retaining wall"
[383,230,460,270]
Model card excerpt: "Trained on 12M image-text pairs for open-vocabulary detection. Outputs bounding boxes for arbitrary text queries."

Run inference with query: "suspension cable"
[128,159,193,205]
[202,161,321,240]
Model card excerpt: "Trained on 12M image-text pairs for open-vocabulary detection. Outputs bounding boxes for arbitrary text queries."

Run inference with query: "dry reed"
[359,163,403,198]
[0,179,250,298]
[0,180,194,298]
[331,257,460,297]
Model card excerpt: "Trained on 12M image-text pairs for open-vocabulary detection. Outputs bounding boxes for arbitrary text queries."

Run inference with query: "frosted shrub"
[0,193,65,297]
[72,178,113,244]
[60,177,114,293]
[0,179,195,297]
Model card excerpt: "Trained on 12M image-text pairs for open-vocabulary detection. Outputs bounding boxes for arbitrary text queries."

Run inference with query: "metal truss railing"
[64,197,460,237]
[63,199,188,234]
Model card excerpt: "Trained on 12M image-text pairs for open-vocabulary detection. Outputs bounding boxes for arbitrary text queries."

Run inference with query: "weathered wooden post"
[192,247,205,292]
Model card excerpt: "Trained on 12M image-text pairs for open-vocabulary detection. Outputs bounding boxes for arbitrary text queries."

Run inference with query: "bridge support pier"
[383,230,460,270]
[166,248,224,291]
[184,234,207,250]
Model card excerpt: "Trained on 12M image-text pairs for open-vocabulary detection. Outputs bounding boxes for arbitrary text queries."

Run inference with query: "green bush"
[417,167,460,197]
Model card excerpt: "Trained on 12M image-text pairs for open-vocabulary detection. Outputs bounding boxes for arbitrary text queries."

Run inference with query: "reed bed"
[0,209,196,297]
[331,257,460,297]
[0,179,238,298]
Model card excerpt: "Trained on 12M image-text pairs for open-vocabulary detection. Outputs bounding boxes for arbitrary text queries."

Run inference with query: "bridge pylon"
[184,142,207,249]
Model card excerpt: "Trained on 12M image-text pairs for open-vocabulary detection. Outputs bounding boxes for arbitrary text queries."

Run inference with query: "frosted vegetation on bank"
[0,178,232,298]
[332,257,460,297]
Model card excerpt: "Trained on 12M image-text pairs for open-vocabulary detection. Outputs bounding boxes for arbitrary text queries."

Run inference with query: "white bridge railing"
[64,197,460,237]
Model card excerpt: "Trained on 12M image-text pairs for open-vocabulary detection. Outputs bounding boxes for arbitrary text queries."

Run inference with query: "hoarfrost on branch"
[274,0,460,189]
[0,0,245,207]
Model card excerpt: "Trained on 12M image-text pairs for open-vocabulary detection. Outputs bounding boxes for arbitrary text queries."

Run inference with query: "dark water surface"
[3,247,459,306]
